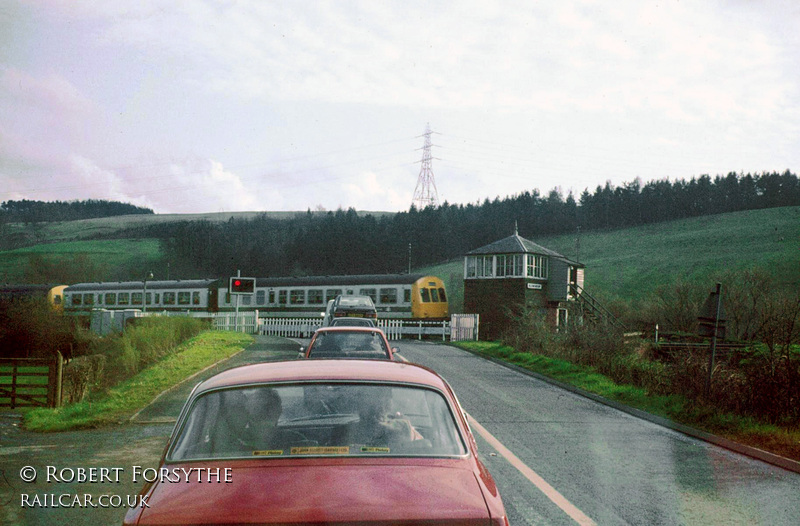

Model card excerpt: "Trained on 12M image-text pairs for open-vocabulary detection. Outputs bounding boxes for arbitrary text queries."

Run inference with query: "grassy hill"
[417,206,800,311]
[1,207,797,304]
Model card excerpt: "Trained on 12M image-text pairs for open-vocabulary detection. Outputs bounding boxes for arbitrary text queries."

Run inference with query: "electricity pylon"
[411,123,440,209]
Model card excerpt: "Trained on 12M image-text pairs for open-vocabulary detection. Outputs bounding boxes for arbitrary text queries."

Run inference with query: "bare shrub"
[61,354,106,404]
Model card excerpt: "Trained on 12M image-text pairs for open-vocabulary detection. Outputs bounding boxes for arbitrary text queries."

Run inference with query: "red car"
[300,326,398,360]
[123,360,508,525]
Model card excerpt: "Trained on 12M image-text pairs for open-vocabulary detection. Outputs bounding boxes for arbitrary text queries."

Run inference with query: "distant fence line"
[212,313,480,341]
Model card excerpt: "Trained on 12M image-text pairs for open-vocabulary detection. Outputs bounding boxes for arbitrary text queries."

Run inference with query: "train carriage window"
[241,295,251,306]
[178,292,191,305]
[256,290,266,305]
[379,288,397,304]
[105,293,116,305]
[83,294,94,305]
[278,290,287,305]
[325,289,342,302]
[308,289,324,304]
[164,292,176,305]
[145,293,152,305]
[71,294,81,306]
[268,290,275,304]
[404,288,411,303]
[118,293,129,305]
[290,290,305,305]
[430,288,440,302]
[359,288,377,303]
[192,291,201,305]
[420,288,431,303]
[132,292,143,305]
[438,287,447,302]
[154,293,160,304]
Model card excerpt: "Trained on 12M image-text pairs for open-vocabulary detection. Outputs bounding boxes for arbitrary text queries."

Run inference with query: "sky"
[2,0,799,214]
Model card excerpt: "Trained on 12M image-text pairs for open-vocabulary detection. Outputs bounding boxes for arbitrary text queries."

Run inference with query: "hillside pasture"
[0,239,162,283]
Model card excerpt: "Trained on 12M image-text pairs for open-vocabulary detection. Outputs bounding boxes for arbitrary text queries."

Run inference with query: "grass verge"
[23,331,253,432]
[455,340,800,462]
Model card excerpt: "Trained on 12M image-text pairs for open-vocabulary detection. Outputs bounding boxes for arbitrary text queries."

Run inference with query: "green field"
[0,239,162,282]
[419,206,800,306]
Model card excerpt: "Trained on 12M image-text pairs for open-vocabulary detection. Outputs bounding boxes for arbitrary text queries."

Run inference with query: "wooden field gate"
[0,352,64,409]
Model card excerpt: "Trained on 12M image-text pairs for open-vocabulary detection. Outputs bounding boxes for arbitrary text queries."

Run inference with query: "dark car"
[322,295,377,326]
[300,327,396,360]
[123,360,508,525]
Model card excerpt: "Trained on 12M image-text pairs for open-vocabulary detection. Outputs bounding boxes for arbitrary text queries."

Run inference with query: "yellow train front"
[408,275,449,319]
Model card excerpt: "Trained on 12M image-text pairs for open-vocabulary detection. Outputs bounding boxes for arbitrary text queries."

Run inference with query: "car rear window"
[308,331,389,359]
[168,383,467,461]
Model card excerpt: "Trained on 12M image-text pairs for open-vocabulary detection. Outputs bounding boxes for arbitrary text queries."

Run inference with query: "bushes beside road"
[25,329,252,431]
[463,310,800,461]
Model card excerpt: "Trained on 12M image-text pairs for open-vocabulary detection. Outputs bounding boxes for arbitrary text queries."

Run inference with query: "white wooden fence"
[212,313,480,341]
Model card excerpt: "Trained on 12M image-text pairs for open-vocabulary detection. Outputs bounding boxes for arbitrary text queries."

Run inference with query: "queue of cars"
[298,326,397,360]
[125,294,508,525]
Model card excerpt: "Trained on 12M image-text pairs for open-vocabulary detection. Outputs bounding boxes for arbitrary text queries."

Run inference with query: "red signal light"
[229,277,255,294]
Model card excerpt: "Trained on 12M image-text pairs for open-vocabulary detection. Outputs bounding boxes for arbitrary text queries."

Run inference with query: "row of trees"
[0,199,153,224]
[129,170,799,279]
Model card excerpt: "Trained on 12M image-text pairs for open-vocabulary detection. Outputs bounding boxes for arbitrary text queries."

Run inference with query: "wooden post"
[54,351,63,408]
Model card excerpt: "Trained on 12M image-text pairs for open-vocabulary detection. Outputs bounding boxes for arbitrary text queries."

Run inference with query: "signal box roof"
[466,234,582,266]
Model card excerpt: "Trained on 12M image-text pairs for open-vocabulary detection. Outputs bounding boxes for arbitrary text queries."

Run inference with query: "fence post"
[11,362,18,409]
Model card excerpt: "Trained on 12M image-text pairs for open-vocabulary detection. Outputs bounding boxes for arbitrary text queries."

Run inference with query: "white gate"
[450,314,479,341]
[213,311,260,334]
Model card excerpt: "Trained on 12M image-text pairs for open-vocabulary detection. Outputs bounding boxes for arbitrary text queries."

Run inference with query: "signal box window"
[308,289,324,304]
[290,290,305,305]
[256,290,266,305]
[379,288,397,304]
[527,255,549,279]
[132,292,143,305]
[278,290,287,305]
[118,293,129,305]
[420,288,431,303]
[164,292,176,305]
[105,293,116,306]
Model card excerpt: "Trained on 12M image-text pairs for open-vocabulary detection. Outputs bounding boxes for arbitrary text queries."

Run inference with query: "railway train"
[57,274,449,320]
[0,284,68,313]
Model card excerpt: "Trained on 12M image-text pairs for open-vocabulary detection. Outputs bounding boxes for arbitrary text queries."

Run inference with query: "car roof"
[336,295,374,305]
[314,326,384,334]
[194,359,447,394]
